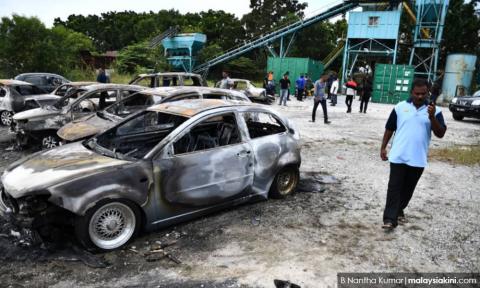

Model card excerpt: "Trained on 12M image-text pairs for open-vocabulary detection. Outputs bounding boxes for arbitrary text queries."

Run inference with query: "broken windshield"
[53,88,87,109]
[87,110,188,160]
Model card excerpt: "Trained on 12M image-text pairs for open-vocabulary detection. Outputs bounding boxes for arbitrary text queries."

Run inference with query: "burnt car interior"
[242,112,287,139]
[104,93,156,117]
[12,85,46,96]
[93,111,188,159]
[173,113,240,154]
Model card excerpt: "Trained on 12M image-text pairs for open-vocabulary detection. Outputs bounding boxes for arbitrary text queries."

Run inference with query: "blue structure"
[193,0,363,75]
[408,0,449,82]
[441,53,477,101]
[161,33,207,72]
[341,9,402,83]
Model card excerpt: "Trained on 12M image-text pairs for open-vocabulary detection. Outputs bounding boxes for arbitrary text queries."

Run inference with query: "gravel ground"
[0,95,479,288]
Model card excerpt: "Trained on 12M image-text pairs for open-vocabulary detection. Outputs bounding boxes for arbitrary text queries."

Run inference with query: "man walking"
[310,75,331,124]
[219,71,233,89]
[330,76,339,106]
[360,76,372,113]
[380,78,446,230]
[279,73,290,106]
[295,74,305,101]
[344,77,357,113]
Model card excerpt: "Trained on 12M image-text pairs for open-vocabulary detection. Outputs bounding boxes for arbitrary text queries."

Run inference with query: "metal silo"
[440,54,477,102]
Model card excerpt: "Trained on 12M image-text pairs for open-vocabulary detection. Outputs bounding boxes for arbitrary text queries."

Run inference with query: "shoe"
[363,111,367,114]
[382,222,395,230]
[324,120,331,124]
[309,120,315,122]
[397,216,407,225]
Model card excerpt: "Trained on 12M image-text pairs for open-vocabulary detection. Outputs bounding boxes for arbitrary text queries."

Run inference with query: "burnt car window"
[160,76,179,87]
[91,111,188,159]
[105,93,155,117]
[242,112,286,139]
[24,76,47,86]
[134,77,156,88]
[163,93,199,103]
[12,85,45,96]
[233,81,248,90]
[173,113,240,155]
[183,76,202,86]
[0,87,6,97]
[202,93,224,100]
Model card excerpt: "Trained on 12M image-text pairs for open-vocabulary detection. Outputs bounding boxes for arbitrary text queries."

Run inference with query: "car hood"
[13,106,60,121]
[57,113,117,142]
[1,142,128,198]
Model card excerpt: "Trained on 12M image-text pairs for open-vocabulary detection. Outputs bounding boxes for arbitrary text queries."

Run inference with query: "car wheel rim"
[1,111,12,126]
[42,136,59,149]
[89,202,136,250]
[277,169,297,196]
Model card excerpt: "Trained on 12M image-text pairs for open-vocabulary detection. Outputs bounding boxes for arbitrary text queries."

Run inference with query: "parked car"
[13,84,145,149]
[449,90,480,121]
[129,72,207,88]
[57,87,252,143]
[0,99,301,251]
[0,80,60,126]
[51,81,97,97]
[217,78,274,104]
[14,73,70,93]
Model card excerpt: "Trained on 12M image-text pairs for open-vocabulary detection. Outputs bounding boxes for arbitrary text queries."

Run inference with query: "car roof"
[230,78,250,82]
[0,79,34,86]
[82,83,145,91]
[15,73,66,78]
[138,86,249,99]
[61,81,97,87]
[136,72,202,78]
[147,99,259,117]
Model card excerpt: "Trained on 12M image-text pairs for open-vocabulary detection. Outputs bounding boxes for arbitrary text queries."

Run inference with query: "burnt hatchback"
[1,99,301,251]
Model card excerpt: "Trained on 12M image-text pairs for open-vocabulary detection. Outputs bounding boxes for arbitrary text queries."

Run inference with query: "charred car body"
[1,99,301,251]
[0,80,60,126]
[217,78,274,104]
[57,87,252,143]
[51,81,97,97]
[129,72,207,88]
[449,90,480,121]
[13,84,145,149]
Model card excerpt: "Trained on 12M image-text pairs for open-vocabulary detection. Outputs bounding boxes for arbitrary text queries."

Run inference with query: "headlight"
[451,97,458,104]
[472,100,480,106]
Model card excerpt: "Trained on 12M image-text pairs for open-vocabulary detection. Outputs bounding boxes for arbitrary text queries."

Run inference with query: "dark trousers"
[287,89,290,100]
[312,99,328,122]
[360,96,370,112]
[383,163,424,226]
[331,94,337,105]
[297,88,304,101]
[345,95,354,112]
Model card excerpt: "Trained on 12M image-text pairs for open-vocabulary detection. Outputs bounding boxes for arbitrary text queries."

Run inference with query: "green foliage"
[225,57,261,79]
[0,15,94,77]
[115,41,168,74]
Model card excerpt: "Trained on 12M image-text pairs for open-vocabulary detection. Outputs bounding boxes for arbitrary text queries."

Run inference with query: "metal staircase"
[149,26,180,48]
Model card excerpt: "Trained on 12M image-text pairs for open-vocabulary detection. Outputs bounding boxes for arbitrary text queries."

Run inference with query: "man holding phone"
[380,78,447,230]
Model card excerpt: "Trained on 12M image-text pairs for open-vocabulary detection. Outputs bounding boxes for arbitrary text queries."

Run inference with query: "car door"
[154,112,254,207]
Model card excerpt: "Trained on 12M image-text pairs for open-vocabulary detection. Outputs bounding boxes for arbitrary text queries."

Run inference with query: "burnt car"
[129,72,207,88]
[15,73,70,93]
[13,84,145,149]
[51,81,97,97]
[57,87,252,143]
[0,99,301,251]
[217,78,274,104]
[449,90,480,121]
[0,80,60,126]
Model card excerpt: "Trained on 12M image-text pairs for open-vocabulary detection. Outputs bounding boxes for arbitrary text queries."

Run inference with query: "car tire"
[75,199,141,252]
[41,134,61,150]
[452,113,464,121]
[0,111,13,126]
[269,166,299,199]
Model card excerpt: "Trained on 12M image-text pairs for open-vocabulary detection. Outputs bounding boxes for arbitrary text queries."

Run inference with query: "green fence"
[372,64,415,104]
[267,57,324,95]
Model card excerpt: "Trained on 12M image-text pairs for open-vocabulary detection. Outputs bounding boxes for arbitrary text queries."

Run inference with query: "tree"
[115,41,168,74]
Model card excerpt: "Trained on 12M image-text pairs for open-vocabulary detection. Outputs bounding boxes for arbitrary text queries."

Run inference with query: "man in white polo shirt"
[380,78,447,229]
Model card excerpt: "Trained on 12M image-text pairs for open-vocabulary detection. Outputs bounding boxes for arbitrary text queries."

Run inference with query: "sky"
[0,0,341,27]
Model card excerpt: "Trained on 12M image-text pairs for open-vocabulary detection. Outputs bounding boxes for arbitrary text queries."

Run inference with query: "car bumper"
[449,104,480,118]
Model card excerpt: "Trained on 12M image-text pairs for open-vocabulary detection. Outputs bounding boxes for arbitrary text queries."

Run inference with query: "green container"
[267,57,324,95]
[372,64,415,104]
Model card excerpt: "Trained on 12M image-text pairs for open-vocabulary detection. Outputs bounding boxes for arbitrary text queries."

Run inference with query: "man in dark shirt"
[279,73,290,106]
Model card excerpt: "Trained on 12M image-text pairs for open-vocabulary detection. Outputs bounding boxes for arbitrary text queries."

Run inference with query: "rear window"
[12,85,45,96]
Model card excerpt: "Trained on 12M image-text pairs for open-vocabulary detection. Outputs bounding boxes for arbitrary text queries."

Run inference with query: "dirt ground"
[0,96,479,288]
